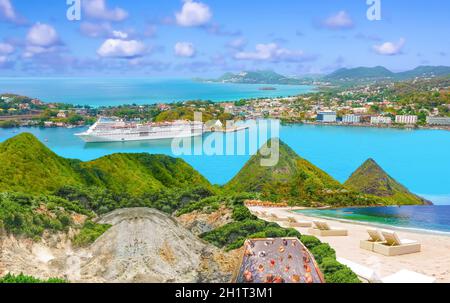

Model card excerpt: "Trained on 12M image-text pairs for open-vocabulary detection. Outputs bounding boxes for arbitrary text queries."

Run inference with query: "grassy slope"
[225,139,379,206]
[0,133,212,195]
[344,159,429,205]
[0,133,85,193]
[226,140,340,197]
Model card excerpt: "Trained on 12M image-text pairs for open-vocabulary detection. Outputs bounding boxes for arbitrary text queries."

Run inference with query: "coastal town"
[1,76,449,130]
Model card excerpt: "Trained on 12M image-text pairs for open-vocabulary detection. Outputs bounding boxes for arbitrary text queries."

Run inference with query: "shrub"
[0,273,67,283]
[72,221,111,247]
[310,243,336,264]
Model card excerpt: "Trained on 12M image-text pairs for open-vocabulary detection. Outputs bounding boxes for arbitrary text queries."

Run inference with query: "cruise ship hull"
[75,119,204,143]
[76,131,203,143]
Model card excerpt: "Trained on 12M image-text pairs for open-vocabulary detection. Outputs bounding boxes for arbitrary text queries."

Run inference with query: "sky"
[0,0,449,77]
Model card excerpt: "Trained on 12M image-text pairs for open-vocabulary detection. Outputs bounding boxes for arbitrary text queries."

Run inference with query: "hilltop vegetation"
[345,159,430,205]
[226,139,428,206]
[204,70,301,85]
[0,133,212,196]
[324,65,450,83]
[226,139,391,207]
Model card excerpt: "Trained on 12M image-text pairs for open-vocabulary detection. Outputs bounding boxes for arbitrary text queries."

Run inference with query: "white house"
[342,114,361,124]
[395,115,418,124]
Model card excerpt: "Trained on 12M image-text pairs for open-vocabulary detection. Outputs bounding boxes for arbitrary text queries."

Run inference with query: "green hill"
[324,65,450,83]
[324,66,394,81]
[344,159,430,205]
[225,139,382,206]
[209,70,301,85]
[0,133,212,195]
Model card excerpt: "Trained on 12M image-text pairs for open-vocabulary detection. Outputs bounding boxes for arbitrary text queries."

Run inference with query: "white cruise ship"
[75,118,204,143]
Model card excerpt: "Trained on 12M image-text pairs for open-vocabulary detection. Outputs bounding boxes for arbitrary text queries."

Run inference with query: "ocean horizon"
[0,77,314,107]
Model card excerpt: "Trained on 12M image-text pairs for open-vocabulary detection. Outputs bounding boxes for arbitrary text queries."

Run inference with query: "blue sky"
[0,0,449,77]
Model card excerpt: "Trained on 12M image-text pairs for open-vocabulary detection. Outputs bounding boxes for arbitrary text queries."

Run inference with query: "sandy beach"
[249,206,450,283]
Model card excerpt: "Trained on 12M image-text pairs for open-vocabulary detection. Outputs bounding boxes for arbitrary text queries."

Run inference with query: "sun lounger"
[269,213,289,222]
[287,217,312,228]
[373,230,421,256]
[308,220,348,237]
[336,257,381,283]
[360,228,386,251]
[381,270,435,283]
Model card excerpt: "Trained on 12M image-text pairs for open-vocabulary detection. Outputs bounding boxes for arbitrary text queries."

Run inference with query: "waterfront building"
[316,111,337,123]
[426,116,450,125]
[342,114,361,124]
[370,116,392,124]
[395,115,418,124]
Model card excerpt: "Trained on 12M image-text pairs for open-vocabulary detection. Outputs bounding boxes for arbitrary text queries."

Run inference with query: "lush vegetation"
[226,139,391,207]
[344,158,430,205]
[72,221,111,247]
[0,134,363,283]
[0,273,67,283]
[0,133,212,195]
[0,192,91,239]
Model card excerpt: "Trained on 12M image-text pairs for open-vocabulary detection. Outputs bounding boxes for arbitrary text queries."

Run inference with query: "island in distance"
[196,66,450,85]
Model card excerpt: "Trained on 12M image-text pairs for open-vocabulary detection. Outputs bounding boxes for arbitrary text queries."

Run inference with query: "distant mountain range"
[202,66,450,85]
[324,65,450,82]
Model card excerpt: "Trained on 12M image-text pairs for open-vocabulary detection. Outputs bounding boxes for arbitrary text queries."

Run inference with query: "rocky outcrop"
[177,206,233,235]
[0,208,239,283]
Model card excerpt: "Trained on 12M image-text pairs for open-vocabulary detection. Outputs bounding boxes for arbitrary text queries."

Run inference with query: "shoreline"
[281,120,450,132]
[2,119,450,132]
[250,206,450,282]
[291,208,450,237]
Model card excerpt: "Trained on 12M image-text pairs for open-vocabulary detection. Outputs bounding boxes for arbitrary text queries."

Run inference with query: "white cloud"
[373,38,406,56]
[322,11,354,30]
[175,0,212,27]
[174,42,196,57]
[0,43,15,68]
[83,0,128,22]
[97,39,146,58]
[112,30,128,39]
[0,55,10,67]
[23,23,61,58]
[0,42,14,54]
[26,23,59,47]
[227,38,247,50]
[234,43,312,62]
[0,0,22,23]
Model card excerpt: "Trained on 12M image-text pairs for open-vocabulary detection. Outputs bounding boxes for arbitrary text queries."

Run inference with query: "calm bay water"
[295,206,450,233]
[0,124,449,205]
[0,78,312,106]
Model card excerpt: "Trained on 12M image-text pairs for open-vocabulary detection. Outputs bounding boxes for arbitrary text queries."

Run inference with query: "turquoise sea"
[0,124,449,205]
[0,78,312,106]
[295,206,450,233]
